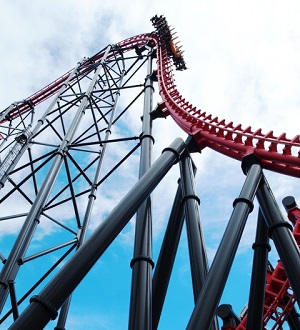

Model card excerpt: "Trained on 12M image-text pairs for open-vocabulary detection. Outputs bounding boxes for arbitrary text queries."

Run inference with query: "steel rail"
[1,30,300,176]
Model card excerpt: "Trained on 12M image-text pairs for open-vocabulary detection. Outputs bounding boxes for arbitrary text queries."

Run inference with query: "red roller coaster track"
[1,27,300,177]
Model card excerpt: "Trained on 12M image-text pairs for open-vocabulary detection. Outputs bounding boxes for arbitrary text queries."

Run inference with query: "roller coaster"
[0,14,300,329]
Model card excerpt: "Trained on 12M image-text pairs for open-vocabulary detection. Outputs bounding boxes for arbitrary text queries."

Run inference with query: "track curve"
[1,31,300,177]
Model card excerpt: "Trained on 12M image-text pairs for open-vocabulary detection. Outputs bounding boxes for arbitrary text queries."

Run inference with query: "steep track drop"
[2,21,300,177]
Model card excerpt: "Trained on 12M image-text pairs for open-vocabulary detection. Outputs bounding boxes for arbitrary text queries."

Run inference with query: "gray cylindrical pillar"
[129,48,155,330]
[187,157,262,330]
[152,183,185,330]
[257,176,300,306]
[246,209,270,329]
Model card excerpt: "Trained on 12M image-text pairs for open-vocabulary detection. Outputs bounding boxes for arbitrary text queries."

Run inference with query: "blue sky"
[1,1,300,329]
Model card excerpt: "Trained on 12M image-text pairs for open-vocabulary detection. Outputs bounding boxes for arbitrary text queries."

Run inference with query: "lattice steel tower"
[1,15,300,330]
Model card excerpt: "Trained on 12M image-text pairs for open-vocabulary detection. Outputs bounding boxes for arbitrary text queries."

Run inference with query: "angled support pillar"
[281,196,300,330]
[152,182,185,330]
[256,174,300,306]
[8,281,19,321]
[129,48,155,330]
[179,151,219,330]
[54,296,70,330]
[180,153,207,297]
[186,154,262,330]
[246,209,270,329]
[8,138,186,330]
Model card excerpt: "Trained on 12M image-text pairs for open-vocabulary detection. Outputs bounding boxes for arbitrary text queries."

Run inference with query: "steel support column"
[282,196,300,329]
[180,153,207,298]
[54,296,71,330]
[129,49,155,330]
[152,183,185,330]
[246,209,270,329]
[180,152,218,330]
[186,156,262,330]
[8,138,186,330]
[256,175,300,306]
[8,281,18,321]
